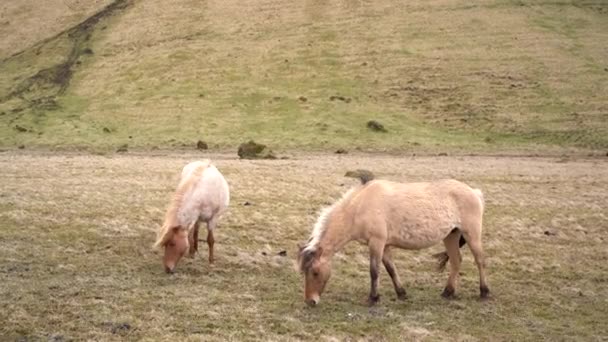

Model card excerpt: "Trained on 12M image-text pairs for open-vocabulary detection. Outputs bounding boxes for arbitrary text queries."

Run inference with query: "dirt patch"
[0,0,131,112]
[366,120,387,133]
[116,144,128,153]
[14,125,28,132]
[102,321,132,335]
[329,95,351,103]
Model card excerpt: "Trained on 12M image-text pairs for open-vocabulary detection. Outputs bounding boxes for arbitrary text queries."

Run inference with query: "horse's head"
[160,226,189,273]
[298,245,331,306]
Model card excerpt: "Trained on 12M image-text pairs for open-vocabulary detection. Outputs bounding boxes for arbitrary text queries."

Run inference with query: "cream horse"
[298,174,488,306]
[154,160,229,273]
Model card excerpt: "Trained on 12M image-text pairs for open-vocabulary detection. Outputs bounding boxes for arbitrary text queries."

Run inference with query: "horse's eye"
[312,271,319,277]
[168,242,175,247]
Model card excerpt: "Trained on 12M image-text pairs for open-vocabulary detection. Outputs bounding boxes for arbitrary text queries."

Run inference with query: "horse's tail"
[473,188,484,211]
[433,188,483,271]
[432,230,467,272]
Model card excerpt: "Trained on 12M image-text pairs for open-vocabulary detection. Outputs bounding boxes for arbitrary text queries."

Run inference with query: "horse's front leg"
[368,239,385,306]
[188,221,200,258]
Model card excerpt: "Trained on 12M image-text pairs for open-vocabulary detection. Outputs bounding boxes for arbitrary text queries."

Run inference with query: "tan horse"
[298,174,488,306]
[154,160,229,273]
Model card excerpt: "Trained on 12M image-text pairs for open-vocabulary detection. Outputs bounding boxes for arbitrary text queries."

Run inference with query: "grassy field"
[1,0,607,151]
[1,151,606,341]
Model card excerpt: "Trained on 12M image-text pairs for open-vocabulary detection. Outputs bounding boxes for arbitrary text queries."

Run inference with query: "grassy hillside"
[1,0,607,151]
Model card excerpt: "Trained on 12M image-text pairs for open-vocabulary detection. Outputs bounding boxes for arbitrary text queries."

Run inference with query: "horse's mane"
[298,187,357,272]
[154,164,208,248]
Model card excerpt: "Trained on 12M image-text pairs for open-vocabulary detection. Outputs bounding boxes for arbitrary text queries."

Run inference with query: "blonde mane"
[302,188,356,254]
[154,163,208,248]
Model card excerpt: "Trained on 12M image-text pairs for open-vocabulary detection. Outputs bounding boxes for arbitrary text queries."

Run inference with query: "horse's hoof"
[441,286,455,299]
[396,289,408,301]
[479,291,494,302]
[367,294,380,306]
[480,286,490,300]
[479,296,493,302]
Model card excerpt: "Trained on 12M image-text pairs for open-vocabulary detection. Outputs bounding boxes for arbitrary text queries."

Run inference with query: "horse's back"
[181,160,211,179]
[362,178,472,199]
[369,179,480,207]
[349,179,482,248]
[179,160,230,225]
[197,163,230,213]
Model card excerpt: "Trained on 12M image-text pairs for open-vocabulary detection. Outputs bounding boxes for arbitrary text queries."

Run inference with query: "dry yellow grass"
[1,151,607,340]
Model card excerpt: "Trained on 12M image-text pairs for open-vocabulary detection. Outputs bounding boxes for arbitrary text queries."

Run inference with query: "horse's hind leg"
[382,247,407,300]
[463,228,490,299]
[441,231,462,299]
[206,218,216,264]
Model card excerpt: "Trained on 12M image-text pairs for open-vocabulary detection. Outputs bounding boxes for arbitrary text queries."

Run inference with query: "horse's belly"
[388,221,454,250]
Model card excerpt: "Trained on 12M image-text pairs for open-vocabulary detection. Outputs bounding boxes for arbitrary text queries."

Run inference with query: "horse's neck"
[318,211,355,256]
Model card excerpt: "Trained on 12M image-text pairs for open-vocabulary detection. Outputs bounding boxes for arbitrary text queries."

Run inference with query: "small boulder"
[344,169,375,184]
[237,140,276,159]
[196,140,208,150]
[366,120,387,132]
[335,148,348,154]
